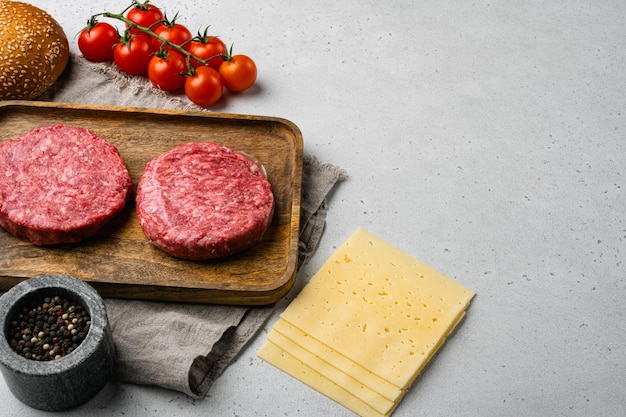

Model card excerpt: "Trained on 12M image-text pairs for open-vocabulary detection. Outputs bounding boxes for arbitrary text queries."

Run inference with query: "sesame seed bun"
[0,1,69,99]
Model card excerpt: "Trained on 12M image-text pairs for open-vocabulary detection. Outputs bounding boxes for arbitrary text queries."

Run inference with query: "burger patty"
[136,142,275,260]
[0,124,132,245]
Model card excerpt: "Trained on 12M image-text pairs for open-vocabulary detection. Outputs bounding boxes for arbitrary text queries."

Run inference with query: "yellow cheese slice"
[267,327,397,414]
[274,307,469,400]
[261,312,470,417]
[258,340,400,417]
[272,318,403,401]
[279,227,475,388]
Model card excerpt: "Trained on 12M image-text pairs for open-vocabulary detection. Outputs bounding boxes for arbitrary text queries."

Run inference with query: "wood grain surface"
[0,101,303,305]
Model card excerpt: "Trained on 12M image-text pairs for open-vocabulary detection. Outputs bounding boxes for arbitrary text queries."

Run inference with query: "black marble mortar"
[0,274,115,411]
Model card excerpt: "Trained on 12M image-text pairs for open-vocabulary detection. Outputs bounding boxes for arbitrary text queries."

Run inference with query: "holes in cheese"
[258,227,475,417]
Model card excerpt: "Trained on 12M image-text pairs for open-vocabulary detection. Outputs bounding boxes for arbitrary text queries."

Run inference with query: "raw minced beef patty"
[0,124,132,245]
[136,142,275,260]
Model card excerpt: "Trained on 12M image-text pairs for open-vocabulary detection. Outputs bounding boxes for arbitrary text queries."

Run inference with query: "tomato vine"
[97,11,216,71]
[78,1,257,106]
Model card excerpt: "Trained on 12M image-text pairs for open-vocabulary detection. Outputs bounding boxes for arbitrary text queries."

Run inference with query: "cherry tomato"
[78,22,120,62]
[125,3,164,34]
[184,66,223,107]
[187,36,226,70]
[113,35,154,75]
[219,54,257,92]
[152,23,193,51]
[148,50,188,91]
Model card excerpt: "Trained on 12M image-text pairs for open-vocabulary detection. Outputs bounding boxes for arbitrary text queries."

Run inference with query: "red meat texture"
[0,124,132,245]
[136,142,275,260]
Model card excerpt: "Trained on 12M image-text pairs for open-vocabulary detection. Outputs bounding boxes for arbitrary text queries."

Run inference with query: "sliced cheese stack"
[258,227,475,417]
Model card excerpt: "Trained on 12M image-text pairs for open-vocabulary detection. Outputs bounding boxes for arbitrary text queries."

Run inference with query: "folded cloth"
[34,54,346,398]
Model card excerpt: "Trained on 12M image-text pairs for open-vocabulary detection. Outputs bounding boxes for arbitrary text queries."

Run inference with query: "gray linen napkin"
[35,55,346,398]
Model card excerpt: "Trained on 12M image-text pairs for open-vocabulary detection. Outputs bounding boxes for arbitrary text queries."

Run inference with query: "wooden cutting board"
[0,101,303,305]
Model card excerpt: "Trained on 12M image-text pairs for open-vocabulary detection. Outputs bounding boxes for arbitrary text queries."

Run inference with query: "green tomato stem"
[95,11,222,72]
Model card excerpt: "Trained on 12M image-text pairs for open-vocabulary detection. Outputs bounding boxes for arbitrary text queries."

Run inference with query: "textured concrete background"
[3,1,625,416]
